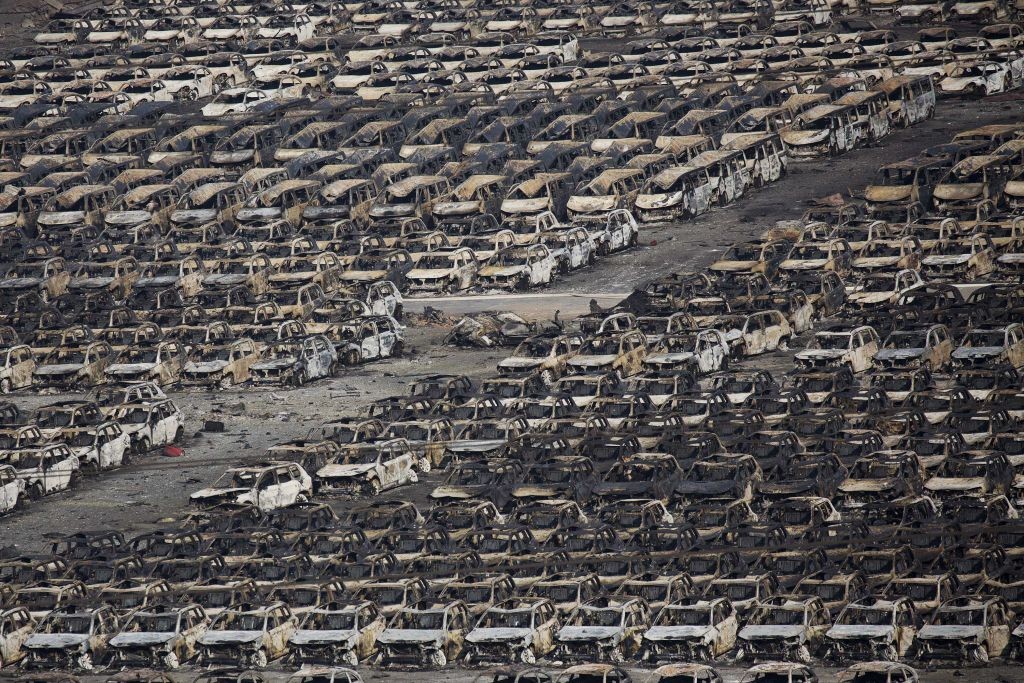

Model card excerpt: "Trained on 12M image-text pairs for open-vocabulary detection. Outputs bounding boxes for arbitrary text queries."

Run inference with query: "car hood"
[796,349,846,360]
[922,254,971,265]
[27,632,94,650]
[840,478,898,492]
[210,150,255,164]
[568,196,616,213]
[1003,180,1024,197]
[952,346,1002,360]
[199,631,263,645]
[644,625,712,641]
[781,129,830,146]
[646,351,696,364]
[677,479,734,495]
[107,362,157,375]
[105,210,152,225]
[377,629,445,645]
[568,354,617,367]
[35,363,83,376]
[826,625,893,640]
[191,486,247,501]
[252,358,298,371]
[865,185,912,202]
[557,626,622,642]
[849,291,893,304]
[0,277,43,288]
[407,268,453,280]
[171,209,217,224]
[369,203,415,218]
[739,625,806,640]
[433,200,479,216]
[480,265,528,277]
[135,276,179,288]
[875,348,925,360]
[503,198,549,213]
[110,632,176,648]
[184,360,229,374]
[318,463,375,478]
[236,207,281,222]
[918,625,983,640]
[925,476,986,491]
[933,183,982,200]
[38,211,85,225]
[204,273,251,287]
[290,630,357,645]
[636,191,681,209]
[498,357,544,369]
[466,627,532,643]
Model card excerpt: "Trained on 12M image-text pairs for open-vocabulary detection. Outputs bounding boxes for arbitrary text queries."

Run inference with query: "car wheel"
[136,437,150,456]
[970,643,989,664]
[345,350,360,365]
[162,650,180,669]
[174,426,184,443]
[540,369,556,386]
[417,456,431,473]
[219,375,234,390]
[29,483,43,501]
[0,379,11,394]
[794,644,811,663]
[342,650,358,666]
[391,341,404,358]
[366,478,382,496]
[77,651,94,671]
[251,649,268,668]
[429,649,447,667]
[520,647,536,664]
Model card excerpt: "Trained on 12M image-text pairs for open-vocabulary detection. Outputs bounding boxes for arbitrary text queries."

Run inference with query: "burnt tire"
[77,651,95,671]
[162,651,180,669]
[391,341,404,358]
[250,649,268,669]
[970,644,989,665]
[344,350,360,366]
[366,478,382,496]
[135,437,150,456]
[0,379,11,394]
